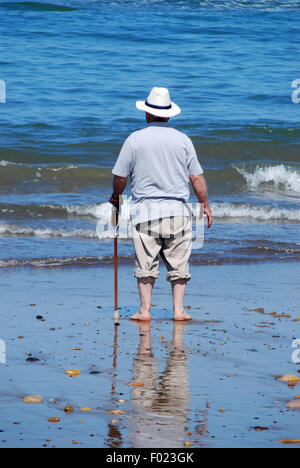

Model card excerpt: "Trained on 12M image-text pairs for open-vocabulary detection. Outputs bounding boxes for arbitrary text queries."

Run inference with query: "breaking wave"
[234,163,300,195]
[1,199,299,226]
[210,202,300,222]
[0,222,97,239]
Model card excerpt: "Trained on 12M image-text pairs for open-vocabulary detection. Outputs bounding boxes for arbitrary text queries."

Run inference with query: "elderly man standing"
[110,87,212,321]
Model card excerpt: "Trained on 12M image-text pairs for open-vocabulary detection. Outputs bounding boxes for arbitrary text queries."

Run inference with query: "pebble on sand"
[108,410,125,415]
[48,417,60,423]
[280,440,300,445]
[254,426,269,432]
[64,405,74,413]
[129,382,145,387]
[287,401,300,410]
[22,396,44,404]
[280,375,300,384]
[184,441,193,447]
[65,369,81,377]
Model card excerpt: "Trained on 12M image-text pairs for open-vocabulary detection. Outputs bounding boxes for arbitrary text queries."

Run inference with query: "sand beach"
[0,261,299,448]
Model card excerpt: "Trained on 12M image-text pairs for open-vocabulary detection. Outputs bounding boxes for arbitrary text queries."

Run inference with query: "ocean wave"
[233,163,300,195]
[0,202,104,220]
[9,0,298,11]
[0,255,134,269]
[0,2,78,12]
[1,246,299,270]
[1,200,299,224]
[0,222,98,239]
[211,202,300,222]
[0,162,112,192]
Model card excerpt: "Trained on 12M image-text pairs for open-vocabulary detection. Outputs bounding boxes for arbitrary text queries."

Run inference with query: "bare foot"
[130,312,151,322]
[173,311,192,321]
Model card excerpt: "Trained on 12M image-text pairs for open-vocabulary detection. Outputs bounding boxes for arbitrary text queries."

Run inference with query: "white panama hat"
[136,87,181,118]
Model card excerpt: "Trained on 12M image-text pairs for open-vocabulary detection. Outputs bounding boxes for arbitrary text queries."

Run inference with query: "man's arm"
[109,175,128,210]
[190,174,213,228]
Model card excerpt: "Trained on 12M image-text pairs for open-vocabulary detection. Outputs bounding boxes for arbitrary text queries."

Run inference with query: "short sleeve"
[186,138,203,176]
[112,136,133,178]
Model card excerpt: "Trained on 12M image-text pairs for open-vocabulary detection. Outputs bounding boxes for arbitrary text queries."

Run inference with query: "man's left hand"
[204,205,213,228]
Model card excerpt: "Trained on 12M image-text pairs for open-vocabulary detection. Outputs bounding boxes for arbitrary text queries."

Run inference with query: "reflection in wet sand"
[106,324,123,448]
[129,323,190,448]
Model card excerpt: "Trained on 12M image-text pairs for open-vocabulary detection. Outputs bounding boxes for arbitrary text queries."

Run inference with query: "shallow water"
[0,0,299,269]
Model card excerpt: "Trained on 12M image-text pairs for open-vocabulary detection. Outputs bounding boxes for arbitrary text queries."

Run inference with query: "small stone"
[65,369,80,377]
[280,440,300,445]
[280,375,300,384]
[254,426,269,432]
[287,401,300,410]
[22,395,44,404]
[48,417,60,423]
[184,441,193,447]
[108,410,125,415]
[129,382,144,387]
[64,405,74,413]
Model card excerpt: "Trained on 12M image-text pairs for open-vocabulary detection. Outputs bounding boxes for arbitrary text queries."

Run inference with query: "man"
[109,87,212,322]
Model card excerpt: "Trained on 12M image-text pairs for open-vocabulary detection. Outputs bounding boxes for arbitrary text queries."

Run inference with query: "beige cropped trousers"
[132,216,192,282]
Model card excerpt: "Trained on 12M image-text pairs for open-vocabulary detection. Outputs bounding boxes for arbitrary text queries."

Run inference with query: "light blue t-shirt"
[112,122,203,225]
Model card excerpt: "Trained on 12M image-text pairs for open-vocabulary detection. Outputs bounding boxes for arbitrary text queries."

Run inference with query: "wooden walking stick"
[113,209,120,325]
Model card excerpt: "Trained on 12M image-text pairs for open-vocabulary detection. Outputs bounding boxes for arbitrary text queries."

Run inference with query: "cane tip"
[113,310,120,325]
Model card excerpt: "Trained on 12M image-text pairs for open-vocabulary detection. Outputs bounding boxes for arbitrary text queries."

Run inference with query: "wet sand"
[0,262,299,448]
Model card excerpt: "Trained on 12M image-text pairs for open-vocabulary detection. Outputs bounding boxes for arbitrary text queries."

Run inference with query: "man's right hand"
[109,193,120,212]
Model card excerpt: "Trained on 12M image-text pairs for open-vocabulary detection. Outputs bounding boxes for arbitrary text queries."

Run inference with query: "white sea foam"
[0,160,18,167]
[211,202,300,222]
[0,222,97,239]
[234,164,300,194]
[0,257,106,269]
[53,200,300,224]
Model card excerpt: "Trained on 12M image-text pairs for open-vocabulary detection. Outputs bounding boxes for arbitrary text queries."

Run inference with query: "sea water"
[0,0,299,268]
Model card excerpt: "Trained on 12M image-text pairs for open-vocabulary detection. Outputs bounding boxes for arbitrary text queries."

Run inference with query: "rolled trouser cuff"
[134,268,160,279]
[166,270,192,283]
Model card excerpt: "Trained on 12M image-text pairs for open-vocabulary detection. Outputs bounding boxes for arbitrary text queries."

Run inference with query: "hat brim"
[136,100,181,118]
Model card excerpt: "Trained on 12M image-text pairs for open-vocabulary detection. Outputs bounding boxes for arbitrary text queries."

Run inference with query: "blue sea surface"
[0,0,299,267]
